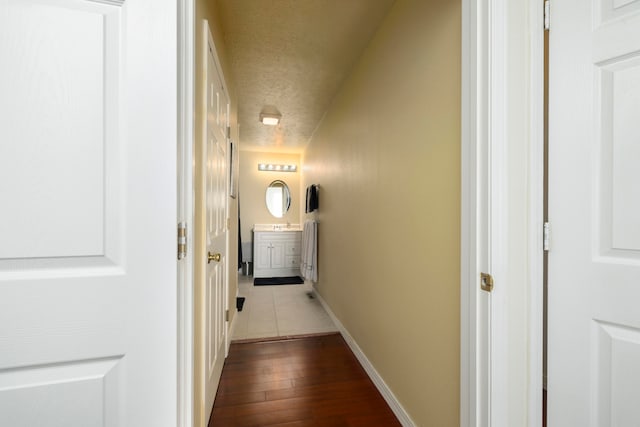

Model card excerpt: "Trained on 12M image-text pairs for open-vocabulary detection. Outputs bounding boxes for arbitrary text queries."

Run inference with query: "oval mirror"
[265,180,291,218]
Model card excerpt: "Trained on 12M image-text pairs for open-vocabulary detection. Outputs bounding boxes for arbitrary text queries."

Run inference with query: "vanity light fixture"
[258,163,297,172]
[259,112,281,126]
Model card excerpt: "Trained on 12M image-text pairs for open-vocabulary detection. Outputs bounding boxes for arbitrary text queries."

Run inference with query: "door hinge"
[544,0,550,31]
[227,217,231,230]
[177,222,187,260]
[227,126,231,139]
[543,222,550,251]
[225,309,229,322]
[480,272,494,292]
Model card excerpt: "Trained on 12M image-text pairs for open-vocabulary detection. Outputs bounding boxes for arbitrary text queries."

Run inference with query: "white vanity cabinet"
[253,230,302,278]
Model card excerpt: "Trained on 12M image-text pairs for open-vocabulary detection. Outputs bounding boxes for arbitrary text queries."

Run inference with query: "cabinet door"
[255,242,272,270]
[270,242,286,269]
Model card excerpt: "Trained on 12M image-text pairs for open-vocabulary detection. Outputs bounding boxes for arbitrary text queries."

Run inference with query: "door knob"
[207,252,221,263]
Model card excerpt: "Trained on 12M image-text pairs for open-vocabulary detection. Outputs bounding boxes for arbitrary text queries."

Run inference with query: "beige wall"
[301,0,461,425]
[194,0,238,425]
[238,151,301,252]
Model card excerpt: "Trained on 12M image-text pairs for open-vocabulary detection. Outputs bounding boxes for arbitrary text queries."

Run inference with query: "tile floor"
[232,273,338,341]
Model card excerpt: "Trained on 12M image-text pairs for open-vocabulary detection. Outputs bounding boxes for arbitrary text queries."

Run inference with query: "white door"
[548,1,640,425]
[203,25,229,418]
[0,0,177,426]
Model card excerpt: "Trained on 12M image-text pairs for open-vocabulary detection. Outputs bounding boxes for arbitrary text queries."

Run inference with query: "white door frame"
[177,0,195,425]
[461,0,508,423]
[460,0,483,423]
[526,0,545,426]
[461,0,544,425]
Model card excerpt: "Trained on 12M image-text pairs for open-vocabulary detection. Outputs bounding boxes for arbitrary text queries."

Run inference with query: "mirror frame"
[265,180,291,218]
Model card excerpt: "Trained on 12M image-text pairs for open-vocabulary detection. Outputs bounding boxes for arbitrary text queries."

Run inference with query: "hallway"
[197,0,462,424]
[232,274,338,341]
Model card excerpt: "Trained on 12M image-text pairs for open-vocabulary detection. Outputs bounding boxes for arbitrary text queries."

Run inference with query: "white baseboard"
[226,307,238,355]
[312,285,416,427]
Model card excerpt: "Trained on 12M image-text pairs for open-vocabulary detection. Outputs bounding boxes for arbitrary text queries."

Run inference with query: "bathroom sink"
[253,224,302,232]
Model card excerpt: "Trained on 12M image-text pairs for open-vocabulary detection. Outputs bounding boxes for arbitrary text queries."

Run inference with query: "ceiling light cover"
[259,112,281,126]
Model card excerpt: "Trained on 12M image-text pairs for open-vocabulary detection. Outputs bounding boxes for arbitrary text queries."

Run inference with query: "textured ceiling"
[216,0,396,153]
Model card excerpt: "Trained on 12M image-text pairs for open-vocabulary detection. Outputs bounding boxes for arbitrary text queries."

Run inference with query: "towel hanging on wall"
[300,219,318,283]
[305,184,319,213]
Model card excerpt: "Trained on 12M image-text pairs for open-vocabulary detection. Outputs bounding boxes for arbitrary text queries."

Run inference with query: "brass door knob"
[207,252,221,263]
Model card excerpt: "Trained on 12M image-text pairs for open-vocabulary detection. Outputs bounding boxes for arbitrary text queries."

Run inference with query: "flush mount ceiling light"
[258,163,297,172]
[259,112,281,126]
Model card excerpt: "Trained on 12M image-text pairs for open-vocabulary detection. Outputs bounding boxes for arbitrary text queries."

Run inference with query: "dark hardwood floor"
[209,333,402,426]
[543,389,547,427]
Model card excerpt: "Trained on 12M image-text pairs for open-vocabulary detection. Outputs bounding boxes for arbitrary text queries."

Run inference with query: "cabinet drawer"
[254,231,300,242]
[285,242,301,255]
[285,256,300,268]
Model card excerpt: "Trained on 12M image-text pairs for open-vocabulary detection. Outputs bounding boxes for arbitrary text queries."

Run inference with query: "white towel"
[300,220,318,282]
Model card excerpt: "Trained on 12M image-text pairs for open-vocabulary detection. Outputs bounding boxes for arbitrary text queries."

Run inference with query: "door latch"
[480,272,494,292]
[177,222,187,260]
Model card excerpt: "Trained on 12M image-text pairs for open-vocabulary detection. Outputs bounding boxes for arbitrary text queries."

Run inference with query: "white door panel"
[0,0,177,425]
[0,1,114,259]
[548,0,640,425]
[0,357,123,427]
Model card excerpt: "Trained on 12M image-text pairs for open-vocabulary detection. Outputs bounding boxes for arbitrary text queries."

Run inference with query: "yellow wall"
[194,0,238,425]
[301,0,461,424]
[238,151,301,246]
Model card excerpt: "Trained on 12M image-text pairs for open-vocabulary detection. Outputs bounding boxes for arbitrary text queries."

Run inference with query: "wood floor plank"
[264,379,374,402]
[217,378,294,395]
[209,333,401,427]
[211,390,267,407]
